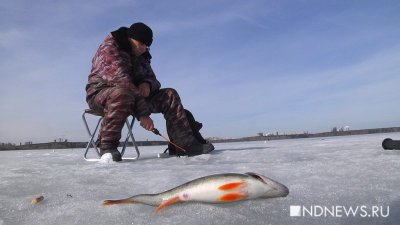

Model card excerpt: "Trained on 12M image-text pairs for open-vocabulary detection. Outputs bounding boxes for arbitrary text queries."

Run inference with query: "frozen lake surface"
[1,133,399,225]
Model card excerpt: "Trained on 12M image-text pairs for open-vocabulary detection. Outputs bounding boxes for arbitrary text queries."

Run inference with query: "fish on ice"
[102,172,289,212]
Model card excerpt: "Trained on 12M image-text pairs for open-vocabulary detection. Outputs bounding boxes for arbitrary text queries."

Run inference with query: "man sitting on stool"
[85,22,214,161]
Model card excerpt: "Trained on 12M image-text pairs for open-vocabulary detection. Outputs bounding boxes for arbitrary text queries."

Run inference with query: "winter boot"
[100,148,122,162]
[99,140,122,162]
[185,140,215,157]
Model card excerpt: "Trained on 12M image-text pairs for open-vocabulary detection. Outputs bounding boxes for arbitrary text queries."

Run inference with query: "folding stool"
[82,109,140,161]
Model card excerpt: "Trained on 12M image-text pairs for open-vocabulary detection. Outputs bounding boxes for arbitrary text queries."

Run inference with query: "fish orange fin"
[218,193,246,202]
[156,196,180,213]
[218,182,244,191]
[102,198,135,206]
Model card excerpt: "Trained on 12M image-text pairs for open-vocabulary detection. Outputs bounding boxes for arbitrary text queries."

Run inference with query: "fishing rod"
[152,128,187,154]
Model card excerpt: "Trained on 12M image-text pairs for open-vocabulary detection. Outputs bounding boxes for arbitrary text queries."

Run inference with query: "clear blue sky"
[1,0,400,144]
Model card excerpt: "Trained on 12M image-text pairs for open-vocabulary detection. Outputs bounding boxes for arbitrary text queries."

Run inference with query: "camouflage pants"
[87,87,196,149]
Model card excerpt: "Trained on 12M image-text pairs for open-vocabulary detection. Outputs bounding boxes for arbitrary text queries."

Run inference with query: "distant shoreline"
[210,126,400,143]
[1,127,399,151]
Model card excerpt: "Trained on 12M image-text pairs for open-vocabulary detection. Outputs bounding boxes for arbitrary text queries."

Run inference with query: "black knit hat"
[128,22,153,47]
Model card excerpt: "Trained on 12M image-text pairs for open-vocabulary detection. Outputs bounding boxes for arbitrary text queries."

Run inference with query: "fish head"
[245,172,289,198]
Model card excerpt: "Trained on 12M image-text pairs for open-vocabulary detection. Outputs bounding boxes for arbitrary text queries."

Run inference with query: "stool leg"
[82,112,102,160]
[91,117,102,156]
[120,116,140,160]
[120,118,131,157]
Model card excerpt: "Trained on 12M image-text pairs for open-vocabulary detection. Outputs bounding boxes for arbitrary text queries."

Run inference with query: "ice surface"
[1,133,399,225]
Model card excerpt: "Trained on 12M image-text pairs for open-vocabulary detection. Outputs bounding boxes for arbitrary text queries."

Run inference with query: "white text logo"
[290,205,390,218]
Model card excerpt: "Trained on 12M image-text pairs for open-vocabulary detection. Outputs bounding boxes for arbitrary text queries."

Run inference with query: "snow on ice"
[0,133,399,225]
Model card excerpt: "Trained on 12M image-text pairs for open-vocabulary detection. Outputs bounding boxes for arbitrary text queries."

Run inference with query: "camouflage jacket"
[86,27,161,118]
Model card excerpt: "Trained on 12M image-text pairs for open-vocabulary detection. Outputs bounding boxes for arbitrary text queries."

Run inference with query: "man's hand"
[139,116,154,131]
[138,83,151,97]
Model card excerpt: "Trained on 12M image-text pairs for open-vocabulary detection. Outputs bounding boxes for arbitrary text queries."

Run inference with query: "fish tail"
[102,197,136,206]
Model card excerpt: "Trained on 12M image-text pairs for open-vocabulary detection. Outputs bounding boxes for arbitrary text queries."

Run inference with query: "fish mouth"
[275,183,289,197]
[246,172,289,197]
